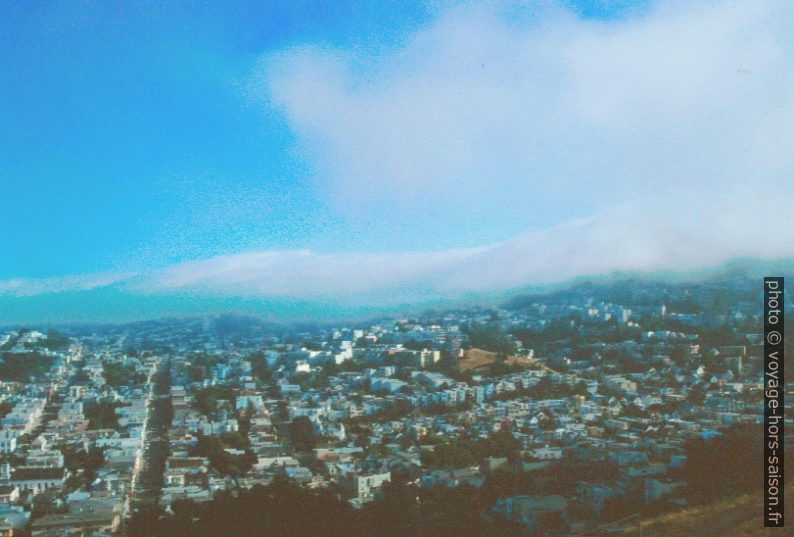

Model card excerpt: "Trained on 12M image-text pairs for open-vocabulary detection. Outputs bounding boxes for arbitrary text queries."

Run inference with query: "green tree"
[288,416,317,452]
[85,400,124,430]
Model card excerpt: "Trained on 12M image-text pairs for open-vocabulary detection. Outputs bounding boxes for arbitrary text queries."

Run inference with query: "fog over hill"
[1,256,789,327]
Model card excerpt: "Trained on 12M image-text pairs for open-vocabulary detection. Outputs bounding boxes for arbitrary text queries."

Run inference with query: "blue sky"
[2,1,793,323]
[1,1,417,277]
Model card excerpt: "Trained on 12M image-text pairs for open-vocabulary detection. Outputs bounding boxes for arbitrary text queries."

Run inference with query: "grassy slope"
[612,482,793,537]
[458,348,536,372]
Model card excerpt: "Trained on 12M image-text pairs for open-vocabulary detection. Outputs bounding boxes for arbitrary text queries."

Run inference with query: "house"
[644,478,686,502]
[57,401,85,423]
[31,510,120,537]
[481,457,510,475]
[24,449,65,468]
[421,468,484,489]
[235,394,264,411]
[0,511,27,537]
[532,446,562,460]
[340,471,391,500]
[282,465,313,484]
[578,482,622,515]
[492,495,567,531]
[9,468,65,495]
[0,486,19,505]
[0,432,17,455]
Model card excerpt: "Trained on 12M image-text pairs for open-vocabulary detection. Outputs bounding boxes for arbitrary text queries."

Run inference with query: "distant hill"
[3,256,791,328]
[503,257,794,311]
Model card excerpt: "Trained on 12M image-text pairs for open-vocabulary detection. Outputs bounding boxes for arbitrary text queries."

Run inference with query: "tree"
[464,323,518,355]
[128,504,166,537]
[41,329,70,350]
[139,477,521,537]
[681,425,785,503]
[62,445,106,490]
[191,385,235,416]
[85,400,124,430]
[354,431,370,449]
[102,361,145,388]
[186,365,206,383]
[31,493,64,520]
[0,351,55,382]
[687,383,706,405]
[572,380,589,396]
[485,429,521,460]
[190,434,256,477]
[0,401,13,419]
[668,346,689,367]
[288,416,317,452]
[251,355,270,383]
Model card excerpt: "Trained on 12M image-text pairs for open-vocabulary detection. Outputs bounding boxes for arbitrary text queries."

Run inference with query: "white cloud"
[139,247,482,299]
[0,272,132,297]
[138,202,794,300]
[3,200,794,301]
[260,0,794,226]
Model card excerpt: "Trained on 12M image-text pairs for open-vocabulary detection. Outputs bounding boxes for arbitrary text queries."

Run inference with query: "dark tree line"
[128,477,521,537]
[464,322,518,355]
[681,424,792,503]
[102,361,146,388]
[0,351,55,382]
[85,400,125,430]
[420,429,521,468]
[189,433,257,478]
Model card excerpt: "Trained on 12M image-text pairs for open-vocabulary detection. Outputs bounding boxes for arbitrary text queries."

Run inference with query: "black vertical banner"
[764,277,784,527]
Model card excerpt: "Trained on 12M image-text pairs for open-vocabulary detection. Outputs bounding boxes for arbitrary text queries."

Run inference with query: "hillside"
[457,348,538,373]
[606,482,793,537]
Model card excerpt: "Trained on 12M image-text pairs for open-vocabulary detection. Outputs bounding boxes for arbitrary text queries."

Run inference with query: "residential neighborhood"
[0,278,790,536]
